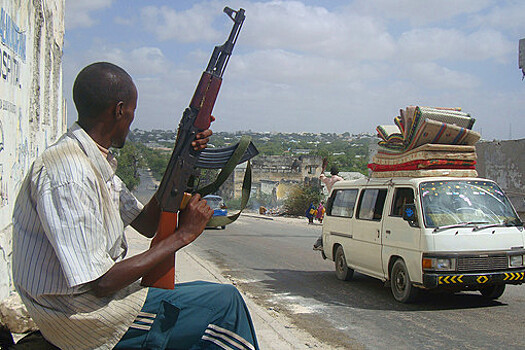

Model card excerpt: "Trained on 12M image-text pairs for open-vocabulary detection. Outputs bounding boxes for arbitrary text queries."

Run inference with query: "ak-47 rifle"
[141,7,257,290]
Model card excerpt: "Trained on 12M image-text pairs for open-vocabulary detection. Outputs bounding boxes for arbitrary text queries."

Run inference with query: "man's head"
[330,166,339,176]
[73,62,137,148]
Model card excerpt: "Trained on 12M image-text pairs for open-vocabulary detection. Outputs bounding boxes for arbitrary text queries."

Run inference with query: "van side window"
[357,189,388,221]
[390,188,415,217]
[328,189,358,218]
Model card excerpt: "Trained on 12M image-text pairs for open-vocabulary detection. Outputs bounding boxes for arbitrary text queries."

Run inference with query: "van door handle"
[377,229,380,238]
[386,230,391,235]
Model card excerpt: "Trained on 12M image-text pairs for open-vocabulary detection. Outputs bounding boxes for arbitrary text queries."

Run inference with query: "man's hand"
[175,194,213,246]
[191,116,215,150]
[94,194,212,297]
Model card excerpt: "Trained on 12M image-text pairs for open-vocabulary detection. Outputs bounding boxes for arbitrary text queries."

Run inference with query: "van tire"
[479,284,505,300]
[390,259,418,303]
[334,246,354,281]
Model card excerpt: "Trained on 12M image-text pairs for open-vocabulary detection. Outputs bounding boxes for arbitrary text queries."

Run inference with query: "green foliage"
[283,184,322,216]
[199,169,221,188]
[255,142,286,155]
[141,147,171,181]
[225,196,244,211]
[227,191,276,211]
[310,137,369,175]
[114,141,144,191]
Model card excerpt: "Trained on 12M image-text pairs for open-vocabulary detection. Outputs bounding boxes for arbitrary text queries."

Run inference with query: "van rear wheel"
[390,259,418,303]
[334,246,354,281]
[480,284,505,300]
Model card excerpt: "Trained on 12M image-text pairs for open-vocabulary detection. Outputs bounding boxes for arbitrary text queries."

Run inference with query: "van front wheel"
[334,246,354,281]
[390,259,418,303]
[480,284,505,300]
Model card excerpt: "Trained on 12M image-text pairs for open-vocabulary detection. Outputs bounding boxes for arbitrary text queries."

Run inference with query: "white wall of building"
[0,0,65,299]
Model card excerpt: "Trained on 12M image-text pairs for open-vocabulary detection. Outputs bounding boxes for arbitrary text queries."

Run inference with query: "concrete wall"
[0,0,65,299]
[476,139,525,218]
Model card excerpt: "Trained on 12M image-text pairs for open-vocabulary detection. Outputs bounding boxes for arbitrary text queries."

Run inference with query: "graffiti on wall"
[0,5,26,211]
[0,7,25,89]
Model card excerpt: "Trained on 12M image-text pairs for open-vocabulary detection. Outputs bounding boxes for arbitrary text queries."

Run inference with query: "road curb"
[240,213,274,220]
[180,249,331,349]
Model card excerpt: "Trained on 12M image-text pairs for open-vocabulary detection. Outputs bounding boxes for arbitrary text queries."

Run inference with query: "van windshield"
[419,180,520,228]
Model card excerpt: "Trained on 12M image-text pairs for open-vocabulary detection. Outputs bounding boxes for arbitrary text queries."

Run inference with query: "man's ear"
[115,101,124,120]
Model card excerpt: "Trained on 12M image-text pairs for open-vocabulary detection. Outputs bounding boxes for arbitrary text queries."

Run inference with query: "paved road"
[133,169,158,205]
[187,215,525,350]
[133,171,525,349]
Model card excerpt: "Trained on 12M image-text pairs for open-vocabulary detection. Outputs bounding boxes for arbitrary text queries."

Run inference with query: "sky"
[64,0,525,140]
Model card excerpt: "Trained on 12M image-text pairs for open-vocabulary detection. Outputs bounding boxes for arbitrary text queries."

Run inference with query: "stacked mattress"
[369,106,480,178]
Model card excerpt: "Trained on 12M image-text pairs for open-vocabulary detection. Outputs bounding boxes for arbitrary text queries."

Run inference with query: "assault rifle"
[141,7,257,289]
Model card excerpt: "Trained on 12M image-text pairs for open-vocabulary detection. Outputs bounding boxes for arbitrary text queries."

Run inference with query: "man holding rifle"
[12,62,259,350]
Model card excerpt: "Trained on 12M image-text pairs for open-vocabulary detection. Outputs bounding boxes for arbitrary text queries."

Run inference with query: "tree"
[114,141,144,191]
[140,147,170,181]
[283,184,322,216]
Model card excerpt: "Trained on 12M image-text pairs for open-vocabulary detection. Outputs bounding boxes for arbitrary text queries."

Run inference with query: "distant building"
[217,154,322,202]
[476,139,525,219]
[292,149,310,155]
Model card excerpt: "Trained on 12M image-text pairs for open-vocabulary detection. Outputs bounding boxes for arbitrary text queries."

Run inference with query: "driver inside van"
[393,188,415,217]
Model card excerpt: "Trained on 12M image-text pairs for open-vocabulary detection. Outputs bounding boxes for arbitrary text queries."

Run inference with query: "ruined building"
[476,139,525,219]
[216,154,323,204]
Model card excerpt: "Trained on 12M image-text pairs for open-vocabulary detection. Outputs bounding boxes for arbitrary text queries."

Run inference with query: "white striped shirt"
[12,123,148,350]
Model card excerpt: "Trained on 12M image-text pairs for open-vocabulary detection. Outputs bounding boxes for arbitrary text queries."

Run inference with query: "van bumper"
[423,270,525,289]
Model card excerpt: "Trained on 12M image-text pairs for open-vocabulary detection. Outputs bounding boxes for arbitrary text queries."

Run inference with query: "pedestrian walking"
[306,202,317,224]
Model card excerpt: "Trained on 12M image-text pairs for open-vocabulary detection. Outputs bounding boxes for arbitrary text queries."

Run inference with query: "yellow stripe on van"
[438,275,464,284]
[504,272,525,281]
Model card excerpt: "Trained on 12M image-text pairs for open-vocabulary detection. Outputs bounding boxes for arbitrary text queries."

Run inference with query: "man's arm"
[130,129,212,238]
[91,194,213,297]
[320,174,329,186]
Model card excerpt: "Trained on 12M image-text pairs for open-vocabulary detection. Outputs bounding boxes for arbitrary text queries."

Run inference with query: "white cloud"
[239,1,396,60]
[469,2,525,34]
[65,0,113,29]
[348,0,492,25]
[140,3,223,42]
[405,62,481,89]
[397,28,514,63]
[62,1,525,139]
[228,49,387,88]
[114,16,132,26]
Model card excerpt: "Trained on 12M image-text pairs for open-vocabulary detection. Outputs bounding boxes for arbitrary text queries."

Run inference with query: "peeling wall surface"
[0,0,65,299]
[476,139,525,218]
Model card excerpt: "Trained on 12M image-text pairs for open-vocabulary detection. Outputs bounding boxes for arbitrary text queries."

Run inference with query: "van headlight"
[422,257,456,271]
[509,255,524,267]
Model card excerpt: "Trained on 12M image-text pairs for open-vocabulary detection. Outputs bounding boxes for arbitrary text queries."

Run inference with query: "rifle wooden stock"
[141,194,191,289]
[140,211,177,289]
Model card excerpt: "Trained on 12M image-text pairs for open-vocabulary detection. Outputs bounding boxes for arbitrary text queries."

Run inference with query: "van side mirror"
[402,204,418,227]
